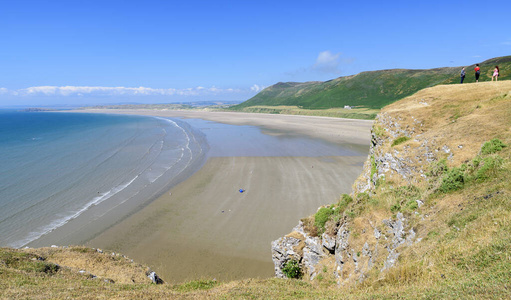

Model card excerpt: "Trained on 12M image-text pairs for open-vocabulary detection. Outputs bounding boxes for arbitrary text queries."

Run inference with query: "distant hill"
[232,56,511,110]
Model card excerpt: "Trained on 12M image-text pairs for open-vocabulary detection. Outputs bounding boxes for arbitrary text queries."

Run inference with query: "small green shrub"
[346,211,356,218]
[472,156,481,168]
[373,125,386,137]
[282,259,302,279]
[405,199,419,210]
[395,185,421,198]
[1,250,60,275]
[481,138,507,155]
[428,159,448,177]
[341,193,353,205]
[391,136,411,147]
[439,167,465,193]
[314,207,334,232]
[473,156,504,181]
[390,203,401,213]
[337,194,353,212]
[370,155,377,178]
[356,192,371,203]
[26,261,60,274]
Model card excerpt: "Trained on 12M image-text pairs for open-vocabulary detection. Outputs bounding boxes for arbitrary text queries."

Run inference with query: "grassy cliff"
[232,56,511,113]
[2,81,511,299]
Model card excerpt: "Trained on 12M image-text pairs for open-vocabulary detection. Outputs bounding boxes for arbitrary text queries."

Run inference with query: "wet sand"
[77,109,372,147]
[80,109,373,283]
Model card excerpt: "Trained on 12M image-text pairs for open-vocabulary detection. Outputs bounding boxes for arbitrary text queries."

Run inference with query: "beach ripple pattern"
[0,112,205,248]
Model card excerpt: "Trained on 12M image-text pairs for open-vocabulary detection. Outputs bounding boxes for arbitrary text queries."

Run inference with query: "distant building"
[344,105,352,109]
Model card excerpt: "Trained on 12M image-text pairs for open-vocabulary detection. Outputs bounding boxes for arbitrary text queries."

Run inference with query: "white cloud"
[250,84,265,92]
[313,50,341,74]
[0,85,245,97]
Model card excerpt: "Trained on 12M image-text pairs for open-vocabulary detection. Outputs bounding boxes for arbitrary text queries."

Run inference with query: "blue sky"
[1,0,510,106]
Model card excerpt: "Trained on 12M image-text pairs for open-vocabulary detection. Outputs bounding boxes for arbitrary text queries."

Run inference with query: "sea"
[0,110,206,248]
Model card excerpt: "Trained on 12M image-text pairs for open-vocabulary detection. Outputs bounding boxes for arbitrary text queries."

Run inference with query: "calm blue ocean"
[0,111,205,248]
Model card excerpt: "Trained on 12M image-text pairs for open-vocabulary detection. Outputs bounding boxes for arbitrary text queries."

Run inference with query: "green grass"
[314,207,334,232]
[391,136,411,147]
[436,146,505,193]
[481,138,507,155]
[231,105,379,119]
[174,279,220,292]
[281,260,302,279]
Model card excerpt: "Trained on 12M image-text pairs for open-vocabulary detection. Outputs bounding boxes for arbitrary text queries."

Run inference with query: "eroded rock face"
[272,222,335,280]
[302,236,323,279]
[271,230,305,279]
[381,212,416,271]
[322,232,336,253]
[272,112,424,284]
[272,213,418,284]
[334,223,350,279]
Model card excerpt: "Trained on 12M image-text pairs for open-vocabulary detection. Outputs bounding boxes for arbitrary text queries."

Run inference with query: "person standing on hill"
[492,65,500,81]
[460,67,466,83]
[474,64,481,82]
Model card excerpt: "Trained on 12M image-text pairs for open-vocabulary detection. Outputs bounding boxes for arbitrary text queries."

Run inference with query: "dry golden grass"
[23,246,152,284]
[381,81,511,167]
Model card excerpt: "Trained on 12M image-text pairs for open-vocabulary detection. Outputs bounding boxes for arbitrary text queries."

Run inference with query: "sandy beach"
[76,109,373,283]
[78,109,372,147]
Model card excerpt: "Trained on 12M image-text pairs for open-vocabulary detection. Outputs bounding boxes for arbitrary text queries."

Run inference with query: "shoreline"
[62,110,373,282]
[74,109,373,148]
[26,117,209,249]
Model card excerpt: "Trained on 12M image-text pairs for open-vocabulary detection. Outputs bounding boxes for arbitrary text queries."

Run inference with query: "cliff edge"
[272,81,511,295]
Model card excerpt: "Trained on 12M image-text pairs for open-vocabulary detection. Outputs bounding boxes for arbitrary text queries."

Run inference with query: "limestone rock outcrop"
[272,106,428,284]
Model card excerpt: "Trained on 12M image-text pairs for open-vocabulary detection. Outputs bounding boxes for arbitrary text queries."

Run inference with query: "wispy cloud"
[312,51,342,74]
[0,85,250,97]
[285,50,353,78]
[250,84,265,92]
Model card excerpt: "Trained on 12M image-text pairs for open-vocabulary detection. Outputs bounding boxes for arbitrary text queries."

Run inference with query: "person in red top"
[474,64,481,82]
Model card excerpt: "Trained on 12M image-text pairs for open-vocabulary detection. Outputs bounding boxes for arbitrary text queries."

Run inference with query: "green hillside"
[232,55,511,110]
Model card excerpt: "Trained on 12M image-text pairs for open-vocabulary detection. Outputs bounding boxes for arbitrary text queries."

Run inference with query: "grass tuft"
[391,136,411,147]
[481,138,507,155]
[174,279,220,292]
[314,207,334,233]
